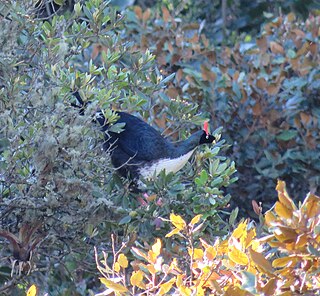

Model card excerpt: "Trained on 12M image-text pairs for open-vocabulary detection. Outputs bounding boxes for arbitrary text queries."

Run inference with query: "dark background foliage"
[0,0,319,294]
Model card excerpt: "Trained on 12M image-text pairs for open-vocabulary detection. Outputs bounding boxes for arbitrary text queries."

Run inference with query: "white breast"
[138,149,196,179]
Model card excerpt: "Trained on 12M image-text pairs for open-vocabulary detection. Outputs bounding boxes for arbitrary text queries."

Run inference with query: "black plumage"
[72,92,215,180]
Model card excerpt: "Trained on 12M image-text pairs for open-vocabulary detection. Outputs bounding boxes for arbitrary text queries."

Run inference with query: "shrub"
[0,1,235,294]
[95,180,320,295]
[123,7,320,214]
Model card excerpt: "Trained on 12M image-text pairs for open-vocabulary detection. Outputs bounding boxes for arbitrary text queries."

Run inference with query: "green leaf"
[210,146,220,156]
[276,130,297,141]
[42,21,52,36]
[216,163,228,174]
[159,73,175,87]
[209,158,220,174]
[83,6,93,21]
[74,2,82,15]
[210,176,223,187]
[108,122,126,133]
[53,0,65,5]
[229,207,239,225]
[195,169,208,186]
[119,215,132,225]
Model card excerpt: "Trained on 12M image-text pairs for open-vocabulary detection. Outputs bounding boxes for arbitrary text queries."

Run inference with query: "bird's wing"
[108,112,172,161]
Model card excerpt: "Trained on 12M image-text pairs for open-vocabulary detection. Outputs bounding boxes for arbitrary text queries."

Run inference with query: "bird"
[72,92,215,183]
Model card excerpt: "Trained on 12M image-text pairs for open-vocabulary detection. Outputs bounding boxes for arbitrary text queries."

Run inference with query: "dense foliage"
[0,1,235,294]
[96,181,320,295]
[0,0,319,295]
[122,6,320,214]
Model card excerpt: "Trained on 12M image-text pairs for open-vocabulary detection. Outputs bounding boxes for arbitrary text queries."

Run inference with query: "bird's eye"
[206,135,209,139]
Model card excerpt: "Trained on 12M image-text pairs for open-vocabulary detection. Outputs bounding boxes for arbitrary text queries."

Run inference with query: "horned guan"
[73,92,215,181]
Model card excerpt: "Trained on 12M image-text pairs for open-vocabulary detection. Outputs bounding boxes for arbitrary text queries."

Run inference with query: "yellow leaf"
[199,238,210,249]
[249,248,273,274]
[170,213,186,230]
[26,285,37,296]
[225,286,248,296]
[275,226,297,242]
[190,214,202,226]
[276,180,287,196]
[99,278,128,293]
[272,256,294,268]
[274,201,292,219]
[165,228,181,238]
[217,240,229,254]
[188,248,204,260]
[152,238,162,257]
[232,220,247,239]
[245,228,257,248]
[168,258,182,273]
[191,285,205,296]
[295,233,308,248]
[148,249,157,264]
[114,262,120,273]
[228,247,248,265]
[265,210,276,225]
[117,253,128,268]
[205,246,217,261]
[146,263,156,274]
[261,278,277,295]
[130,270,145,289]
[158,277,175,295]
[178,286,192,296]
[276,180,297,211]
[176,274,183,287]
[301,193,320,218]
[176,276,192,296]
[250,238,261,251]
[145,193,157,202]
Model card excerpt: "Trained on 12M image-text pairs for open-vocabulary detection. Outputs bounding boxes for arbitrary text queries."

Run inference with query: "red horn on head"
[203,121,209,135]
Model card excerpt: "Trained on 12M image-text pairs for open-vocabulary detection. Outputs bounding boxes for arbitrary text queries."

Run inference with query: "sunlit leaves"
[249,248,273,274]
[229,247,249,266]
[99,278,128,293]
[130,270,145,289]
[190,214,202,226]
[263,181,320,293]
[169,213,186,230]
[204,246,217,261]
[26,285,37,296]
[117,254,128,269]
[158,278,175,295]
[165,228,181,238]
[95,182,320,295]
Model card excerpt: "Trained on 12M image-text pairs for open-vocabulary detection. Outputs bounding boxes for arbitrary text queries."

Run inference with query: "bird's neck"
[171,130,203,158]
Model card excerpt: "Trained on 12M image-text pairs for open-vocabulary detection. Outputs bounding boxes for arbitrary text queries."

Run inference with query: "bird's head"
[199,121,215,144]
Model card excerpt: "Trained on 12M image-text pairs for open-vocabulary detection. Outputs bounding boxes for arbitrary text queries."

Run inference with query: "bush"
[123,7,320,214]
[0,1,235,294]
[95,181,320,295]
